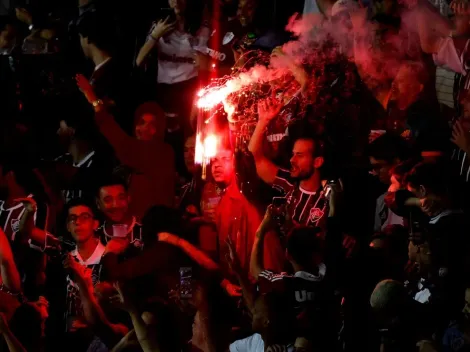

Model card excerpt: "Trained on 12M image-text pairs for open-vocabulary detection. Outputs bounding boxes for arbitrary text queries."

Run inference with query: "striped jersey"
[0,195,49,243]
[258,264,327,315]
[65,242,105,331]
[272,169,328,229]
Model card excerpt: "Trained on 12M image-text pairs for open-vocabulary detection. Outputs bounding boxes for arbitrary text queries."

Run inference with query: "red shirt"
[215,182,261,277]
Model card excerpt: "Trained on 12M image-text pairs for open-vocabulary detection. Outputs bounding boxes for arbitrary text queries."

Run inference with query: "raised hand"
[14,197,37,212]
[257,98,282,125]
[75,74,97,104]
[451,120,470,153]
[451,0,470,15]
[151,17,176,39]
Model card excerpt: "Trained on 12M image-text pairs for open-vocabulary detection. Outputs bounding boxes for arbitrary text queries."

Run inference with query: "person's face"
[0,24,15,50]
[290,139,322,180]
[370,157,394,185]
[388,174,401,192]
[66,205,98,243]
[211,149,234,186]
[184,135,196,174]
[97,185,130,223]
[169,0,186,14]
[391,69,423,110]
[135,113,157,141]
[463,289,470,319]
[251,296,269,333]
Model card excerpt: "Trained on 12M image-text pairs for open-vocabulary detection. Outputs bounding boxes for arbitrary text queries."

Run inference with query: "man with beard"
[249,99,327,234]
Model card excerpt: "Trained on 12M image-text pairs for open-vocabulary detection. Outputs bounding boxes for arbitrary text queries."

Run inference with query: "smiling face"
[97,184,130,223]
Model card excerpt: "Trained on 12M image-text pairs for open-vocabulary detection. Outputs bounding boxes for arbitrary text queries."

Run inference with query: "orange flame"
[194,133,219,165]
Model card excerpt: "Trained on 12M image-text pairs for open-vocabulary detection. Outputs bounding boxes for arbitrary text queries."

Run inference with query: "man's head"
[368,133,411,185]
[390,62,425,110]
[0,16,15,50]
[370,279,408,325]
[405,161,451,216]
[290,137,324,180]
[96,176,130,223]
[76,11,116,59]
[286,226,323,269]
[134,102,166,142]
[57,108,97,150]
[65,199,99,243]
[211,141,234,186]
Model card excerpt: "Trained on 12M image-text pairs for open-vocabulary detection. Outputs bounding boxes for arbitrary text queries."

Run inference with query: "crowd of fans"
[1,0,470,351]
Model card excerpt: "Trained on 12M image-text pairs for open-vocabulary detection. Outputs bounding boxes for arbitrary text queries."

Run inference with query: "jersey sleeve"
[258,270,286,294]
[433,37,469,74]
[272,169,294,195]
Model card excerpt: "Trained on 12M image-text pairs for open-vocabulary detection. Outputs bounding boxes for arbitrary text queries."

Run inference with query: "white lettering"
[295,290,315,302]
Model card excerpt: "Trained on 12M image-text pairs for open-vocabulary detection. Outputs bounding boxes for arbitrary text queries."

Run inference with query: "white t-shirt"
[155,30,199,85]
[230,334,294,352]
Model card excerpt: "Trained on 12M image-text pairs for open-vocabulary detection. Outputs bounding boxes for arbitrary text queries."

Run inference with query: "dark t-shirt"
[199,18,244,77]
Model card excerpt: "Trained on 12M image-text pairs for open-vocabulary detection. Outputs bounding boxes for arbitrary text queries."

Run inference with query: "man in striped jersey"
[250,225,338,350]
[249,99,327,234]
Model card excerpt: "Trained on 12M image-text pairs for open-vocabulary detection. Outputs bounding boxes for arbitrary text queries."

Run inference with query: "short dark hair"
[287,226,322,267]
[294,137,324,157]
[76,11,117,53]
[64,198,97,217]
[367,133,411,164]
[405,161,451,196]
[95,174,128,197]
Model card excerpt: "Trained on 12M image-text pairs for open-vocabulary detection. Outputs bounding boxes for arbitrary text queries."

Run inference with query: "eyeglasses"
[67,213,93,224]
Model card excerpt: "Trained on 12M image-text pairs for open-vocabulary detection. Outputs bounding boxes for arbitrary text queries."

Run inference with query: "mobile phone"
[179,267,193,299]
[160,8,177,23]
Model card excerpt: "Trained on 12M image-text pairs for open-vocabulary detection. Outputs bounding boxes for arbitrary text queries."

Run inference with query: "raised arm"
[248,100,281,184]
[64,254,128,348]
[136,17,175,67]
[249,207,273,280]
[158,232,219,271]
[0,228,21,294]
